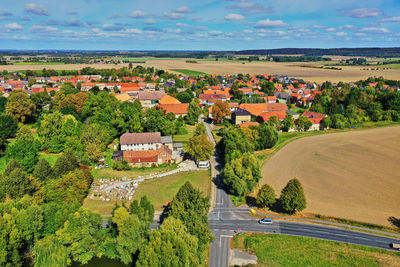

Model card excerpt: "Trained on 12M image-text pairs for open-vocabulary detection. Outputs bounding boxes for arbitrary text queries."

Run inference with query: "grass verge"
[232,233,400,266]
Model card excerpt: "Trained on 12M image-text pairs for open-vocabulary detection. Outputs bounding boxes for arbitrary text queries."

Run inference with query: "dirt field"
[261,126,400,226]
[1,60,400,83]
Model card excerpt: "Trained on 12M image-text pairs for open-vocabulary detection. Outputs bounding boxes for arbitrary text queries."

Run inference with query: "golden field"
[261,126,400,226]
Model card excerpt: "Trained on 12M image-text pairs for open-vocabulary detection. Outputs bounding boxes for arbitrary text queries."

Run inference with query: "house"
[258,110,287,123]
[239,121,259,128]
[138,91,166,107]
[302,111,327,131]
[159,94,181,105]
[198,93,229,105]
[232,108,251,125]
[115,93,133,102]
[286,110,299,120]
[158,103,189,117]
[265,96,277,103]
[239,103,288,117]
[122,145,172,166]
[120,132,162,151]
[161,136,173,151]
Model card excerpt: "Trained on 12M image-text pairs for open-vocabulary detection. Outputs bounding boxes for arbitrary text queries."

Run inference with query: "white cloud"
[121,28,142,34]
[338,25,355,30]
[175,22,190,27]
[254,19,287,28]
[175,6,192,13]
[225,13,245,21]
[325,27,336,32]
[359,27,390,34]
[30,25,58,32]
[129,10,146,18]
[24,3,49,16]
[162,13,185,20]
[336,32,347,36]
[145,19,156,25]
[209,30,222,36]
[4,23,22,31]
[342,8,380,18]
[227,1,272,15]
[380,17,400,23]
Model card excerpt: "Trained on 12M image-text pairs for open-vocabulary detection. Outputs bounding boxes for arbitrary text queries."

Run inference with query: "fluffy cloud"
[24,3,49,16]
[342,8,381,18]
[30,25,58,32]
[336,32,347,37]
[325,27,336,32]
[225,13,245,21]
[254,19,287,28]
[380,17,400,23]
[227,0,272,15]
[145,19,156,25]
[175,6,192,13]
[162,13,185,20]
[359,27,390,34]
[102,23,125,31]
[4,23,22,31]
[129,10,146,18]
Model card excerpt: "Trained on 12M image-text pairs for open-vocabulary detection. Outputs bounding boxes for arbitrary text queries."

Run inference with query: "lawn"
[232,233,400,266]
[39,152,61,166]
[172,124,196,150]
[84,170,211,214]
[169,69,207,76]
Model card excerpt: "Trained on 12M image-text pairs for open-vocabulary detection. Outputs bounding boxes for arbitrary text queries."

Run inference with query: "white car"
[258,218,273,224]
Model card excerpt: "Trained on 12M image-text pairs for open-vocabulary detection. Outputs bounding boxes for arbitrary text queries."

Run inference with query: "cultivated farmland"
[261,126,400,227]
[2,59,400,83]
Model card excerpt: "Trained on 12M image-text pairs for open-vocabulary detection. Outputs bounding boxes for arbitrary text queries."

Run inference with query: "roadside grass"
[170,69,207,76]
[232,233,400,266]
[84,170,211,214]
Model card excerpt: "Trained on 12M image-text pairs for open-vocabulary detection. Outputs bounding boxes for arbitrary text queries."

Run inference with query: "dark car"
[258,218,273,224]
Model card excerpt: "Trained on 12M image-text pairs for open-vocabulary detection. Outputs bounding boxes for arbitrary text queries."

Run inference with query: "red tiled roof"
[158,103,189,115]
[258,110,287,122]
[302,110,326,124]
[123,145,171,163]
[239,121,259,128]
[239,103,288,116]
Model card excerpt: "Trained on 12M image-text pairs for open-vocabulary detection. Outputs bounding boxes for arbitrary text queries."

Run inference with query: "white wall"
[121,142,161,151]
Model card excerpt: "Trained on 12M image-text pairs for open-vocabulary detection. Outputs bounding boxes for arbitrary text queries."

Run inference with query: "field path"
[262,126,400,226]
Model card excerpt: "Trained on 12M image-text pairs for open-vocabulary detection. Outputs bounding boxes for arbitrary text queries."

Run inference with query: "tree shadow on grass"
[388,216,400,230]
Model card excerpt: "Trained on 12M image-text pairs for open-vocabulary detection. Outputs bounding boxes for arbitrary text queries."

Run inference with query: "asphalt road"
[203,119,400,267]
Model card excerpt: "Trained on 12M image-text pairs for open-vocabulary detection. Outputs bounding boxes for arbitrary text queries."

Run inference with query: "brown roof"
[120,132,161,145]
[302,111,326,124]
[138,91,166,101]
[158,103,189,115]
[159,95,181,105]
[123,145,172,163]
[239,103,288,116]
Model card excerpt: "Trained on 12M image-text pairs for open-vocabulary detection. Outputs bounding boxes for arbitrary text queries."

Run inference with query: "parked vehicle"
[258,218,273,224]
[391,243,400,250]
[105,164,109,168]
[196,160,210,168]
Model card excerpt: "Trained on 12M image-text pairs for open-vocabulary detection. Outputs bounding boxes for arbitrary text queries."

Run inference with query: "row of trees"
[256,178,307,214]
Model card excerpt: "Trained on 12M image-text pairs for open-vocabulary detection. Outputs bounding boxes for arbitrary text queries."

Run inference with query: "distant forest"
[236,48,400,58]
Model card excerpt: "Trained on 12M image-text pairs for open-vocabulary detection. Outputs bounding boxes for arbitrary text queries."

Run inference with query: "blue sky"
[1,0,400,50]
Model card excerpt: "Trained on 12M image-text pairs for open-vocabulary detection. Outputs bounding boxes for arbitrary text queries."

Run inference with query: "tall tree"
[211,100,230,123]
[52,150,79,178]
[33,158,53,181]
[186,134,213,161]
[0,114,18,139]
[256,124,278,150]
[185,98,202,125]
[5,139,39,173]
[5,90,35,123]
[256,184,276,208]
[279,178,307,214]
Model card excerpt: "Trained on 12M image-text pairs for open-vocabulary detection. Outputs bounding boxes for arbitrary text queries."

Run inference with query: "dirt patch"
[261,126,400,226]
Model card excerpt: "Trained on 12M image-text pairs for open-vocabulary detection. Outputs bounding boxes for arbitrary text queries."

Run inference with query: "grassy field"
[232,233,400,266]
[92,164,178,179]
[170,69,207,76]
[84,170,211,214]
[261,125,400,226]
[13,62,65,65]
[172,124,196,150]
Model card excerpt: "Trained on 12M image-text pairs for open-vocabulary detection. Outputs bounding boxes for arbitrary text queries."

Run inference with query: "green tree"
[185,98,202,125]
[0,164,35,200]
[186,134,213,161]
[16,125,34,142]
[137,217,199,267]
[222,152,261,196]
[294,116,312,131]
[256,184,276,208]
[281,114,294,132]
[330,114,348,129]
[5,139,39,173]
[52,150,79,178]
[144,108,175,136]
[33,236,69,267]
[81,123,112,161]
[221,128,253,163]
[256,124,278,150]
[0,114,18,139]
[0,95,7,113]
[193,123,206,136]
[279,178,307,214]
[33,158,53,181]
[167,182,213,256]
[176,91,193,103]
[5,90,35,123]
[129,195,155,224]
[38,111,66,153]
[56,208,104,264]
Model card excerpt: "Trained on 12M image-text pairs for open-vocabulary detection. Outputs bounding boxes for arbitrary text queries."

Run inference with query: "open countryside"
[2,59,400,83]
[262,126,400,226]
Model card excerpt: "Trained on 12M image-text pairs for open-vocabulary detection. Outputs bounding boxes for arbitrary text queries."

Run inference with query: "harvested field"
[2,60,400,83]
[261,126,400,227]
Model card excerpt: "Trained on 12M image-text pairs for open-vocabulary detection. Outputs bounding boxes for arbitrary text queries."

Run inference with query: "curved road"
[204,119,400,267]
